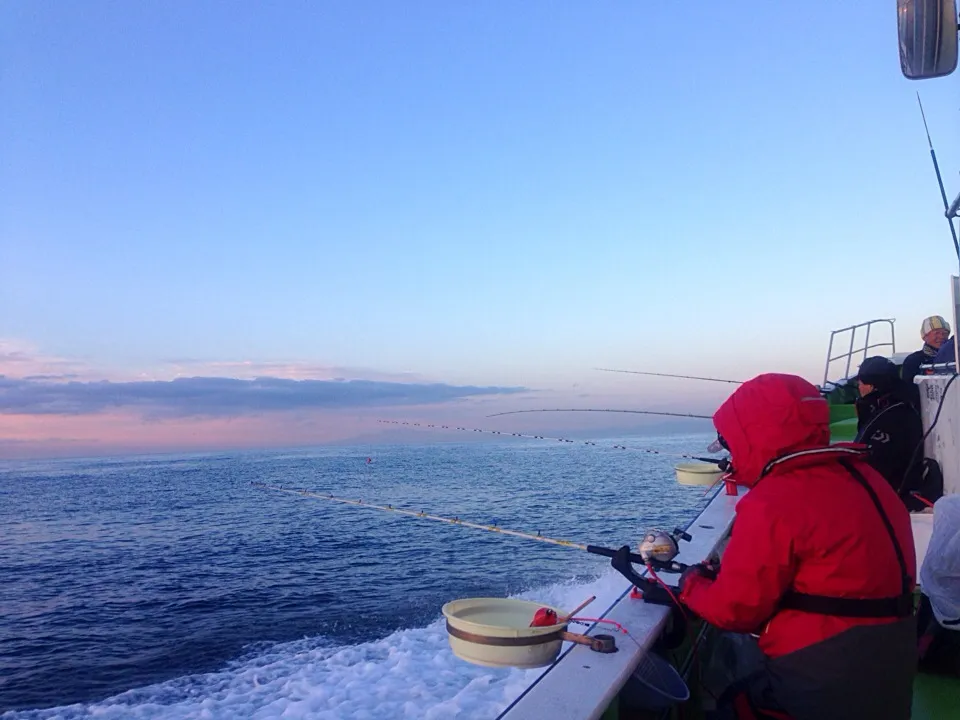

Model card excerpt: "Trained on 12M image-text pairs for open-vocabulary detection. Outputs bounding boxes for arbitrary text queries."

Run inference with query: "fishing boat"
[258,4,960,717]
[490,312,958,719]
[492,5,960,716]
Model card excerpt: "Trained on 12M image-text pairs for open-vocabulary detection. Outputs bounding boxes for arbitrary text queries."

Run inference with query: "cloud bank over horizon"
[0,375,527,418]
[0,339,724,460]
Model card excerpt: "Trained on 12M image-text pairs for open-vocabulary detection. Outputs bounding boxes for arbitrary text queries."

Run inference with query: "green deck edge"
[828,417,858,443]
[913,672,960,719]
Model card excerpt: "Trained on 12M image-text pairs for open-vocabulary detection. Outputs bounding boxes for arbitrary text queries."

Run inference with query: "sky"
[2,2,960,458]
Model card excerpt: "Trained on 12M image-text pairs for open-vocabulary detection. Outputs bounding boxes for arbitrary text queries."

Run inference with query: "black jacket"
[900,349,930,386]
[901,345,948,386]
[855,384,924,507]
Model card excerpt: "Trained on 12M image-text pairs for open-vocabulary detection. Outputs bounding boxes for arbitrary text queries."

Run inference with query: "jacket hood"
[714,373,831,487]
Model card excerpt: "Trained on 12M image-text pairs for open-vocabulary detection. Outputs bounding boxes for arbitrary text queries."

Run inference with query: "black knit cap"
[857,356,899,390]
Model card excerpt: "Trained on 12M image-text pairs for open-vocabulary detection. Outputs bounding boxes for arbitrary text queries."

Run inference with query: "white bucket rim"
[442,597,567,638]
[674,462,722,473]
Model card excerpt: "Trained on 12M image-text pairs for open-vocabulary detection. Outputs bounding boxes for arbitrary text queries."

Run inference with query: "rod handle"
[560,631,617,653]
[586,545,645,564]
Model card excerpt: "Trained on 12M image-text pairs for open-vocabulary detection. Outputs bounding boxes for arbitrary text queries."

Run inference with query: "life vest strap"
[779,590,914,619]
[765,457,915,623]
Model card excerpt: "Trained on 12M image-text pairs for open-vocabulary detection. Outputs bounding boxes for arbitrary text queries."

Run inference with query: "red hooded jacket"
[680,373,916,659]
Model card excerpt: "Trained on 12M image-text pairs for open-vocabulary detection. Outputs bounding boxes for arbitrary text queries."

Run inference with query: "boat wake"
[4,572,630,720]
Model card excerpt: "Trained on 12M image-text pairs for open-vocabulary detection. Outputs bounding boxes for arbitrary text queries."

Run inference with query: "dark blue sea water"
[1,434,714,719]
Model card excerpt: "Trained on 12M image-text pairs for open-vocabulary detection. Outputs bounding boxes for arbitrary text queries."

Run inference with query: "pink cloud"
[0,410,377,459]
[0,339,93,380]
[142,359,425,383]
[0,338,772,459]
[0,340,524,458]
[0,339,428,384]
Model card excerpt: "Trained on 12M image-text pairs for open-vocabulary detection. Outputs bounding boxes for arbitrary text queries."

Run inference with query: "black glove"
[679,561,719,592]
[610,544,633,575]
[637,581,676,606]
[610,544,648,588]
[611,545,680,606]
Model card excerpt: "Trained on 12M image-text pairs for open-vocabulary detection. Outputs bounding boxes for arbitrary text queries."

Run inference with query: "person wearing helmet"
[902,315,952,385]
[679,374,916,720]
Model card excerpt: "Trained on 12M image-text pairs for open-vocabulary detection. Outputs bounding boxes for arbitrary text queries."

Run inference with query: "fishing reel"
[586,527,691,576]
[637,528,691,573]
[593,528,695,648]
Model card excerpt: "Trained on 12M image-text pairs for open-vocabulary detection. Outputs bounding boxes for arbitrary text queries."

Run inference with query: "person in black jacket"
[856,357,927,510]
[901,315,951,385]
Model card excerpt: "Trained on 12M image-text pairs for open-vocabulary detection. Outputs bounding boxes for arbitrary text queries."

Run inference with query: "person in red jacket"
[681,373,917,720]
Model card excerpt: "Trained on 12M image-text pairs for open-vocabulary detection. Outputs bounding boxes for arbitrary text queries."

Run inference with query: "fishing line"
[377,419,724,464]
[250,482,700,571]
[253,482,591,549]
[595,368,743,385]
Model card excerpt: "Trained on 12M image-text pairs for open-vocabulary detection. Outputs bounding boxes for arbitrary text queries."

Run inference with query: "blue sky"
[2,3,960,455]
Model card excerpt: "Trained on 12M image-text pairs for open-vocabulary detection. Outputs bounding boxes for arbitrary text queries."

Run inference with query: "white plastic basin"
[441,597,567,668]
[675,462,723,486]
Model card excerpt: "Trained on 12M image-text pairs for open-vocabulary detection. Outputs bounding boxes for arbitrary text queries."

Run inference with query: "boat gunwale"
[497,486,742,720]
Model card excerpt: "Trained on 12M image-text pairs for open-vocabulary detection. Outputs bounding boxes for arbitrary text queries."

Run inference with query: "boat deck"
[914,673,960,719]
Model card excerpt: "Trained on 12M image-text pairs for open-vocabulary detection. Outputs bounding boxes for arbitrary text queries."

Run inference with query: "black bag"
[918,594,960,677]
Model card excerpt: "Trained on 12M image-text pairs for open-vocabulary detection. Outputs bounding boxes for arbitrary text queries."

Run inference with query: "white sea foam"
[4,571,630,720]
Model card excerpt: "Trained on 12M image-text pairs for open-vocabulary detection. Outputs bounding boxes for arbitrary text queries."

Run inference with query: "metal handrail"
[823,319,896,386]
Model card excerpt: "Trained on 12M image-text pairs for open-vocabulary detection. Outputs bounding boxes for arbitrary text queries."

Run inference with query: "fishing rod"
[486,408,713,420]
[377,419,725,465]
[595,368,742,385]
[917,93,960,264]
[251,482,696,575]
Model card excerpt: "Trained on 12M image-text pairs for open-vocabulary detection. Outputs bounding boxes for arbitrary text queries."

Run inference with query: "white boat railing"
[822,318,897,387]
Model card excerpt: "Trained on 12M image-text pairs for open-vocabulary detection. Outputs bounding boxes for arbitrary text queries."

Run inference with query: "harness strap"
[778,459,912,620]
[758,446,864,480]
[839,460,912,598]
[779,591,913,618]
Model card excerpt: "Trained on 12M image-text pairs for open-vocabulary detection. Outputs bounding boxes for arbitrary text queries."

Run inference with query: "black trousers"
[703,620,916,720]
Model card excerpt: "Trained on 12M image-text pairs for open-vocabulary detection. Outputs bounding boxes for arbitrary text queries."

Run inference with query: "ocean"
[1,433,715,719]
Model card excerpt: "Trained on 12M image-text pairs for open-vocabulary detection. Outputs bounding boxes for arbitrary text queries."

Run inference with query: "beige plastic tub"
[441,597,567,668]
[675,462,723,486]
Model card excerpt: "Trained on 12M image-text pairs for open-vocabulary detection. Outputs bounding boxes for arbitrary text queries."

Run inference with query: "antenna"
[917,93,960,265]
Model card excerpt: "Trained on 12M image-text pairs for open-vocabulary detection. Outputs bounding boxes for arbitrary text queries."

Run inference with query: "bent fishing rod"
[377,419,725,465]
[486,408,712,420]
[917,93,960,264]
[595,368,743,385]
[251,482,696,575]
